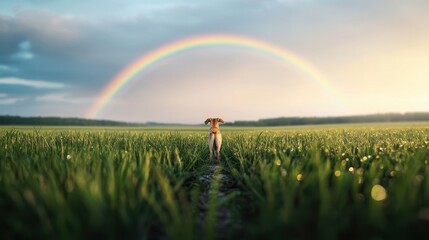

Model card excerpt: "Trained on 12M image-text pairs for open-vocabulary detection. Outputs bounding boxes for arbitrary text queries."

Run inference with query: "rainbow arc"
[86,34,342,118]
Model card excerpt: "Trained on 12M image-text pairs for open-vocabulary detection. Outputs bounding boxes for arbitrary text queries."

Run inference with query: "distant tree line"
[0,116,143,126]
[225,112,429,126]
[2,113,429,127]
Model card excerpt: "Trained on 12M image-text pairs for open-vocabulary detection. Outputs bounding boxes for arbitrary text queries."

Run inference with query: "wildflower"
[66,154,72,160]
[348,167,354,172]
[296,173,303,182]
[274,159,281,166]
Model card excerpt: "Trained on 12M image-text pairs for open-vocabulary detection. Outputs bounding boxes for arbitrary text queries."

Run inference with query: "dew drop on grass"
[334,170,341,177]
[371,185,387,201]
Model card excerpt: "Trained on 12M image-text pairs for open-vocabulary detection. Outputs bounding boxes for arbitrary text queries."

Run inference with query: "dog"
[205,117,224,161]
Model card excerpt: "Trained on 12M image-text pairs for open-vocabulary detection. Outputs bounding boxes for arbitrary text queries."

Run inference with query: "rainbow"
[86,34,341,118]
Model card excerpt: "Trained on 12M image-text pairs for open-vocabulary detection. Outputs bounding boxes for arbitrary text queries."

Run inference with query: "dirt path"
[196,162,241,239]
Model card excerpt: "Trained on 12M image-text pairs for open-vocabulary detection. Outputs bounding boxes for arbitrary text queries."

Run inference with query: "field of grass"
[1,123,429,239]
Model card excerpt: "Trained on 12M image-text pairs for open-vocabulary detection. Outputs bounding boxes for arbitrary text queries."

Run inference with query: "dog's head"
[205,118,224,126]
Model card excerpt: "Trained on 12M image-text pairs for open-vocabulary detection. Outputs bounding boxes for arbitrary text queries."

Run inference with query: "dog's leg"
[208,132,215,160]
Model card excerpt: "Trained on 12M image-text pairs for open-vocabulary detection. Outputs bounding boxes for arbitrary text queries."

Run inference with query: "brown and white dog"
[204,117,224,161]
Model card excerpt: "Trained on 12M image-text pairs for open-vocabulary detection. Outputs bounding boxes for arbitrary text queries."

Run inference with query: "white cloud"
[12,40,35,60]
[35,93,89,104]
[12,51,34,60]
[0,97,27,105]
[0,98,19,105]
[0,77,65,89]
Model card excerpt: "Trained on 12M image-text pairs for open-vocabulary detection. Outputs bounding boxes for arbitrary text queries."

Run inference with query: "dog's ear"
[217,118,224,124]
[204,118,211,125]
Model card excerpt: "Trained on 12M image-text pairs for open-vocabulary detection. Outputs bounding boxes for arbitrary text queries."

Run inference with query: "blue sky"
[1,0,428,123]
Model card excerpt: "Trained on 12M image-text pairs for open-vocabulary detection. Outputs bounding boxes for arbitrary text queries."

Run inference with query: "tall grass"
[1,126,429,239]
[0,130,207,239]
[222,127,429,239]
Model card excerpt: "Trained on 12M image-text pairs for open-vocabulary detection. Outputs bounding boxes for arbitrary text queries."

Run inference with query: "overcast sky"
[1,0,428,123]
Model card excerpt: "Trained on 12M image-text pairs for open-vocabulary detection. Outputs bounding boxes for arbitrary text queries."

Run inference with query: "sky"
[0,0,428,124]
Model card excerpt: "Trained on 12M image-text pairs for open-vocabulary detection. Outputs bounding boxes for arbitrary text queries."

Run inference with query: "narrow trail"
[196,161,241,239]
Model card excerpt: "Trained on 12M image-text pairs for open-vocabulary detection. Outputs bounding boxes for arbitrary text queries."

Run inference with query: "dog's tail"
[213,133,222,153]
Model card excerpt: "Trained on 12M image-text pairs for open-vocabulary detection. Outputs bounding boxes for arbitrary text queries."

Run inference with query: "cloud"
[11,40,35,60]
[0,9,90,60]
[0,98,22,105]
[15,9,85,41]
[0,77,65,89]
[35,93,90,104]
[0,93,27,105]
[0,9,134,91]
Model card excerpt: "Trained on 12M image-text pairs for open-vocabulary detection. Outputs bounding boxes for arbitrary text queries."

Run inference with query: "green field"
[1,123,429,239]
